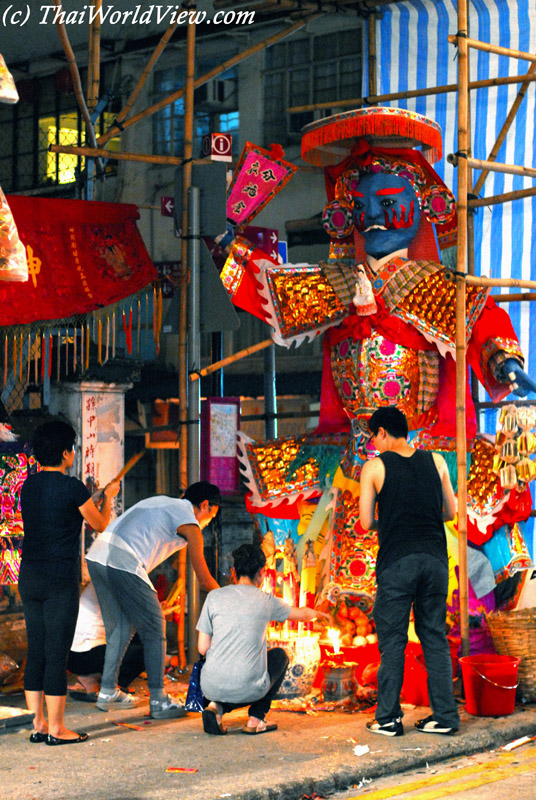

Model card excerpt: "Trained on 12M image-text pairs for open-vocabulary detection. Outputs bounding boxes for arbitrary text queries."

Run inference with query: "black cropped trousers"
[18,560,79,696]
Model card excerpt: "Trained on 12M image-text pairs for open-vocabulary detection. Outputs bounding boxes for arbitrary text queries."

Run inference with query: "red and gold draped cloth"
[1,196,158,325]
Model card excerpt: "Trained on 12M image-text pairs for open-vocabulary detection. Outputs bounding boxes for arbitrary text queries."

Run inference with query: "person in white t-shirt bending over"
[86,481,220,719]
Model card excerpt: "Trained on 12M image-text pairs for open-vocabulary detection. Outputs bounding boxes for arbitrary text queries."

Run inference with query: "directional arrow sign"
[161,196,175,217]
[241,225,279,260]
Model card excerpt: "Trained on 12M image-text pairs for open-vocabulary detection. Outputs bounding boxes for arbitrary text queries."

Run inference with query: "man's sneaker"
[149,695,186,719]
[96,688,144,711]
[366,717,404,737]
[414,715,457,735]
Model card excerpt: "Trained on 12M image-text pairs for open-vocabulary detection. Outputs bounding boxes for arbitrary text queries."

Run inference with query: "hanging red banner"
[1,196,158,325]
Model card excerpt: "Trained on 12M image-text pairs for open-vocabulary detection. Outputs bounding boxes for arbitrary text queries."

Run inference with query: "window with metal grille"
[0,72,120,193]
[153,62,239,158]
[263,27,364,147]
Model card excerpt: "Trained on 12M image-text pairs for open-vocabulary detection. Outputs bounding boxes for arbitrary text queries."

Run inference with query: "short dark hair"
[368,407,408,439]
[232,543,266,580]
[183,481,221,507]
[32,421,76,467]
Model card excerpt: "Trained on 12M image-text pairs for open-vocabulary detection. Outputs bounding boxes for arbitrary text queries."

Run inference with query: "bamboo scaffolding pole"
[465,275,536,290]
[455,0,470,660]
[114,22,179,128]
[176,12,197,672]
[50,144,185,165]
[87,0,101,114]
[448,34,536,63]
[176,548,187,671]
[367,13,377,99]
[53,0,102,173]
[85,0,101,196]
[493,292,536,302]
[449,153,536,180]
[469,186,536,208]
[473,62,536,196]
[189,338,273,382]
[287,73,536,114]
[465,43,479,422]
[97,14,320,145]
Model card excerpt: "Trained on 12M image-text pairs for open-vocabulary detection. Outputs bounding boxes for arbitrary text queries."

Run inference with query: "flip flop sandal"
[202,709,227,735]
[241,722,278,735]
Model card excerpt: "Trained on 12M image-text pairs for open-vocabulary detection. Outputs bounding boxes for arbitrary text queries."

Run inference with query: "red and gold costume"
[221,107,532,596]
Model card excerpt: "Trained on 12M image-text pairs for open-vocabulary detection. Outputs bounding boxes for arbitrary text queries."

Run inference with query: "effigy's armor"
[227,107,533,599]
[331,333,434,427]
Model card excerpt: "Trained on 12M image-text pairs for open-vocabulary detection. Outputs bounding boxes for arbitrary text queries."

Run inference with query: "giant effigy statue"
[221,107,534,610]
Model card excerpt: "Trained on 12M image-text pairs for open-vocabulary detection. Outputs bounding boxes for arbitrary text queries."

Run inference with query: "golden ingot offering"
[515,406,536,430]
[517,432,536,456]
[500,440,518,464]
[495,430,516,449]
[499,404,519,432]
[499,464,518,490]
[516,458,536,483]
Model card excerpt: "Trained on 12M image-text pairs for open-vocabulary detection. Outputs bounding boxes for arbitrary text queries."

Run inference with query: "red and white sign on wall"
[161,196,175,217]
[201,133,232,162]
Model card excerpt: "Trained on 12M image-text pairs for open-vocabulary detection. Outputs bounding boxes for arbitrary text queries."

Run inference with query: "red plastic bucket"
[402,640,459,706]
[459,654,520,717]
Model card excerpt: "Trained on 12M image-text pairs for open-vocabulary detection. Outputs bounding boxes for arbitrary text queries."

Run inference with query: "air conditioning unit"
[195,77,236,110]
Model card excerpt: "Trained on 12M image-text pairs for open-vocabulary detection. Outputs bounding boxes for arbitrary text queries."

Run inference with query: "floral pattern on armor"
[330,488,378,594]
[328,242,355,261]
[330,334,434,429]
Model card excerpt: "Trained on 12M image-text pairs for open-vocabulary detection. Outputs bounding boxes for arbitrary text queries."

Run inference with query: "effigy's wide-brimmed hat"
[301,106,444,167]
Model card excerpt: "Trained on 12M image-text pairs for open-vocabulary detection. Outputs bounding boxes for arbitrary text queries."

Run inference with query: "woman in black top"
[19,421,119,746]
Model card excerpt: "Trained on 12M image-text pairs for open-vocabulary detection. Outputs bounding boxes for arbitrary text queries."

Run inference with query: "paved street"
[329,741,536,799]
[1,677,536,800]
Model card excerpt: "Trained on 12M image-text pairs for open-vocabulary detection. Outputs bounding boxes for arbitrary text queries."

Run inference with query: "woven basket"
[486,609,536,702]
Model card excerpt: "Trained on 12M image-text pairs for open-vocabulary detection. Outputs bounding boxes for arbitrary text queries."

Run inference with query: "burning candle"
[327,628,341,655]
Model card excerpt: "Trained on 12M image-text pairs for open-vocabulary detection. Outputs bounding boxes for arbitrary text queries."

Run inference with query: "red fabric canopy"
[1,196,158,325]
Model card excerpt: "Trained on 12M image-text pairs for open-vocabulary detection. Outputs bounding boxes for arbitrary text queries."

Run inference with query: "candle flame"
[327,628,341,655]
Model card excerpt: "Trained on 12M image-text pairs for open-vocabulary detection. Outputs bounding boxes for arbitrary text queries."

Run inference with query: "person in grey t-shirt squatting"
[197,543,332,735]
[86,481,220,719]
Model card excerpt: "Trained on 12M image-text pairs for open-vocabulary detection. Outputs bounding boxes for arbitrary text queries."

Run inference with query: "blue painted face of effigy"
[352,172,421,259]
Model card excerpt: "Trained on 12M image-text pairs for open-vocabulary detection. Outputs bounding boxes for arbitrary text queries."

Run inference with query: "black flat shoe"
[29,732,48,743]
[69,690,98,703]
[46,732,89,746]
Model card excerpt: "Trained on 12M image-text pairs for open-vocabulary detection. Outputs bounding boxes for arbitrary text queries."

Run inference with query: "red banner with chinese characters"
[226,142,297,227]
[0,196,158,325]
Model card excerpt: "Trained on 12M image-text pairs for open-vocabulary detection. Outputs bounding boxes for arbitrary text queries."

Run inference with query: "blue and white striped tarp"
[373,0,536,552]
[374,0,535,385]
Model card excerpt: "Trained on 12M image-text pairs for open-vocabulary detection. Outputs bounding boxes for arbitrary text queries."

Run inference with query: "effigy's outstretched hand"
[500,358,536,397]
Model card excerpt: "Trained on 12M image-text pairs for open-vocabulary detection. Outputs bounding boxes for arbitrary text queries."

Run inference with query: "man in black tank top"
[359,407,460,737]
